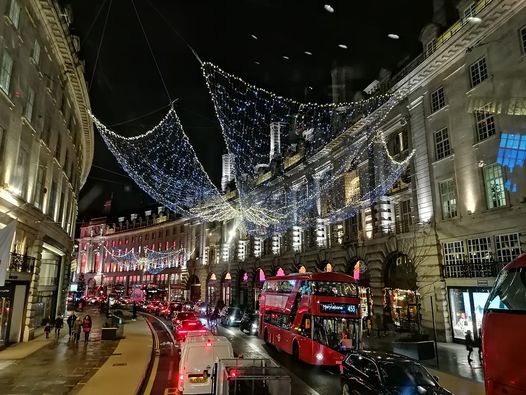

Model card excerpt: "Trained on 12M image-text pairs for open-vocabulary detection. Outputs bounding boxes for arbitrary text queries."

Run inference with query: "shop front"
[238,271,249,308]
[448,286,491,343]
[384,253,420,332]
[253,268,265,310]
[0,282,29,347]
[206,273,218,307]
[221,272,232,306]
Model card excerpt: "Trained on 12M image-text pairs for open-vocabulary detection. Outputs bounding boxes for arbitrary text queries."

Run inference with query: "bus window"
[313,317,359,351]
[310,281,358,297]
[296,314,312,338]
[485,268,526,312]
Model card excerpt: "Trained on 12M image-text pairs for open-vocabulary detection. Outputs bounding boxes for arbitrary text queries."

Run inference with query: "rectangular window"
[24,88,35,122]
[521,26,526,53]
[8,0,21,28]
[443,241,465,278]
[483,164,506,208]
[467,237,492,264]
[31,40,41,65]
[469,57,488,87]
[396,200,412,234]
[431,87,445,113]
[434,127,451,160]
[56,134,62,162]
[34,165,46,210]
[0,127,5,158]
[474,105,496,141]
[48,179,58,218]
[0,52,14,95]
[495,233,521,263]
[439,179,457,219]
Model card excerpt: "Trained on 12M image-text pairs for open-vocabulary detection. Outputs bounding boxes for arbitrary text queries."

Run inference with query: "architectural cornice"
[34,0,94,189]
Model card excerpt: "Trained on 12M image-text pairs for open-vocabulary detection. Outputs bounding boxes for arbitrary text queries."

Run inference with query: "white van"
[178,335,234,394]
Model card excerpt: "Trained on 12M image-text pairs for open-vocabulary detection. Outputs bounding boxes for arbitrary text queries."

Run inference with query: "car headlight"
[230,316,235,321]
[251,323,258,328]
[315,353,324,361]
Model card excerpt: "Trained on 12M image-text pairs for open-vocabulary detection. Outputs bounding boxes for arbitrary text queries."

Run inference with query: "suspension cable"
[131,0,172,104]
[89,0,112,91]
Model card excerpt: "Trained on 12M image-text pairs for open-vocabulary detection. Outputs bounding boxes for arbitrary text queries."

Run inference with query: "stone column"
[23,236,44,342]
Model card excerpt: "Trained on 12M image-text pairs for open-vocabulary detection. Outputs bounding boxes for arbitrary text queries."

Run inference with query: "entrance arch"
[206,273,218,307]
[221,272,232,306]
[384,252,419,330]
[186,275,201,302]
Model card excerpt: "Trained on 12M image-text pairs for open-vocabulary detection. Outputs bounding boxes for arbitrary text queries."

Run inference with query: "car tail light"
[229,369,238,378]
[175,320,180,325]
[206,339,212,347]
[179,374,184,381]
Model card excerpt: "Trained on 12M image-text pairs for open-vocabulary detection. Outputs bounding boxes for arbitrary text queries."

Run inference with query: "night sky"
[67,0,434,220]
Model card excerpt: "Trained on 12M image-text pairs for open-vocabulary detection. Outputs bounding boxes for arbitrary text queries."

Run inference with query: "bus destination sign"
[319,302,358,315]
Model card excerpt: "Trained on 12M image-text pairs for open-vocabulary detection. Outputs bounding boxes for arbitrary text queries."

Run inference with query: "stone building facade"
[76,0,525,344]
[0,0,93,346]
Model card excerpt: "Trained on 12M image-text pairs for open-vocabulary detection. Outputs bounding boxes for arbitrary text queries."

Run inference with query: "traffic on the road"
[133,271,458,395]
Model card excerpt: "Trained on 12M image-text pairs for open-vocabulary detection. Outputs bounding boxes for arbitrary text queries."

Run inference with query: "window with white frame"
[483,164,506,208]
[469,57,488,87]
[431,87,445,113]
[467,237,492,263]
[0,52,13,95]
[443,241,465,276]
[439,179,457,219]
[495,233,521,263]
[395,199,412,234]
[31,40,41,65]
[8,0,21,29]
[434,128,452,160]
[474,105,496,141]
[444,241,465,265]
[24,88,35,122]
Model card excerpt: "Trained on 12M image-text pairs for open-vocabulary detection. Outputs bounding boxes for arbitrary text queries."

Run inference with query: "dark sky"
[67,0,434,220]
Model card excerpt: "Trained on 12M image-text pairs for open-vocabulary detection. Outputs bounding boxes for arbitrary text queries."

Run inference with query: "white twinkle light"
[324,4,334,13]
[388,33,400,40]
[282,55,290,60]
[338,44,348,49]
[304,51,313,55]
[251,34,258,40]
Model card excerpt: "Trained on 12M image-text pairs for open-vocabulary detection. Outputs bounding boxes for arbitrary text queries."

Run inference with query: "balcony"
[8,252,36,274]
[442,260,505,279]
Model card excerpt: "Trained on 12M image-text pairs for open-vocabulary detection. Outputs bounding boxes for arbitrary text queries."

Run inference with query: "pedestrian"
[366,316,372,337]
[465,329,474,364]
[132,302,137,321]
[72,315,82,343]
[67,313,76,337]
[54,315,64,338]
[339,329,353,352]
[82,315,92,342]
[44,319,51,339]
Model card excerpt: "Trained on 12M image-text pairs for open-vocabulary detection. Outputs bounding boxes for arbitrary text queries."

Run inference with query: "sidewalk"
[0,306,154,395]
[362,332,485,394]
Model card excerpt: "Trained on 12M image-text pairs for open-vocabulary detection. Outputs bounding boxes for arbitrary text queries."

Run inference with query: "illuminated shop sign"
[319,302,358,315]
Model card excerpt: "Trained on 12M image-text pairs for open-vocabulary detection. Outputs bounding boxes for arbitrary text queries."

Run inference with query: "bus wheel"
[292,341,299,361]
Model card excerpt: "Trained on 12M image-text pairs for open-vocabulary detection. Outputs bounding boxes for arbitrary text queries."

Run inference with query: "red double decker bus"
[483,253,526,395]
[259,271,360,366]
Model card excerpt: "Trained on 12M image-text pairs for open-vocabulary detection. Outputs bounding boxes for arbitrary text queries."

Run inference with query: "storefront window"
[449,288,490,341]
[359,287,371,318]
[0,295,10,346]
[384,288,419,331]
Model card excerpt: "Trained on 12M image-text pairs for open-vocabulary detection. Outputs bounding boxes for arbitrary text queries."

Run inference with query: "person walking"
[72,315,82,343]
[44,319,51,339]
[54,315,64,338]
[477,328,483,362]
[67,313,76,337]
[82,315,92,343]
[465,329,475,364]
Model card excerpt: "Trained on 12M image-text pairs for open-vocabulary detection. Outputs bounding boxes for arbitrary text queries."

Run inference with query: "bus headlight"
[315,353,324,361]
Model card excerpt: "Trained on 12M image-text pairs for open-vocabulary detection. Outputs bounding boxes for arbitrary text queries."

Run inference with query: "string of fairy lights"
[92,62,415,238]
[102,245,186,274]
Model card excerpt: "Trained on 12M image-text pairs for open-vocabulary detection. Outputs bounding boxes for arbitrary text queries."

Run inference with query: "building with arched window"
[0,0,93,346]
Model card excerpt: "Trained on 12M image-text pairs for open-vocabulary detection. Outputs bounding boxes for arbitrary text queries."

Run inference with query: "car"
[340,351,452,395]
[174,319,207,342]
[194,301,208,318]
[239,311,259,335]
[172,311,198,327]
[178,335,234,394]
[220,307,243,327]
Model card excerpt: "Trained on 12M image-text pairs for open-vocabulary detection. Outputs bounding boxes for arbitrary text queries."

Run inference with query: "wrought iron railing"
[442,260,505,278]
[8,252,36,273]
